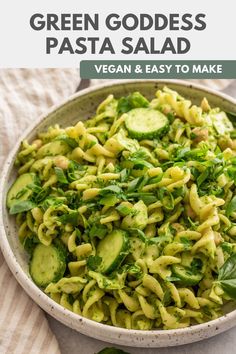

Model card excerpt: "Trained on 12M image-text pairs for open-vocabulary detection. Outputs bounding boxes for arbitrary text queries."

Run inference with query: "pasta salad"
[7,87,236,330]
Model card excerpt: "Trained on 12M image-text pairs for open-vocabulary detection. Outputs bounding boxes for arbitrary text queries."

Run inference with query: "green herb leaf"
[10,200,36,214]
[99,195,119,207]
[218,254,236,299]
[226,196,236,217]
[59,212,79,226]
[116,204,133,216]
[87,255,102,271]
[100,185,123,196]
[23,235,39,255]
[163,289,172,306]
[89,224,107,239]
[120,168,129,182]
[128,228,146,242]
[127,177,143,193]
[54,167,68,184]
[197,168,210,187]
[55,135,78,148]
[117,92,149,115]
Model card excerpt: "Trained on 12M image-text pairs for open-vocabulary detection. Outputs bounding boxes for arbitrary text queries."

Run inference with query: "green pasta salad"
[7,86,236,330]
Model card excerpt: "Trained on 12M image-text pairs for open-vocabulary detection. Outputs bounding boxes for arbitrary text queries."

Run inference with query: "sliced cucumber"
[36,141,71,158]
[96,229,129,274]
[30,243,66,287]
[172,264,203,286]
[125,108,169,140]
[7,173,37,208]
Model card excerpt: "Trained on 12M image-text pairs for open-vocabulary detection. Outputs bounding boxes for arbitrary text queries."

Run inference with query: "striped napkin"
[0,69,79,354]
[0,72,232,354]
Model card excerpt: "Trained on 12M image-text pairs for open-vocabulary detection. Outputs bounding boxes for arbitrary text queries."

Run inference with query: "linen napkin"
[0,69,79,354]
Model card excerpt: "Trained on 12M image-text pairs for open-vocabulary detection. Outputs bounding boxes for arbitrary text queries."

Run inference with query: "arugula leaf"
[218,254,236,299]
[40,196,65,211]
[67,161,85,182]
[227,165,236,184]
[127,177,142,193]
[55,135,78,148]
[87,255,102,271]
[89,224,107,239]
[128,149,153,169]
[54,167,68,184]
[10,200,36,214]
[97,348,130,354]
[226,196,236,217]
[197,168,210,187]
[59,212,79,226]
[100,185,123,196]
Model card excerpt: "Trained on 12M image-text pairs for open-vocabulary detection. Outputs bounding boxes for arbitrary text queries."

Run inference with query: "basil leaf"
[226,196,236,217]
[55,135,78,148]
[10,200,36,214]
[197,168,210,187]
[218,254,236,281]
[54,167,68,184]
[220,280,236,300]
[127,177,142,193]
[100,185,123,196]
[218,254,236,299]
[59,212,79,226]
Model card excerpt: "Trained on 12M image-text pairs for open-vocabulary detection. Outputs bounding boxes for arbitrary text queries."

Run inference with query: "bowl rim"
[1,79,236,347]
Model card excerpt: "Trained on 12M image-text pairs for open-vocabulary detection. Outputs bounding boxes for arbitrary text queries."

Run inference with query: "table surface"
[47,81,236,354]
[47,314,236,354]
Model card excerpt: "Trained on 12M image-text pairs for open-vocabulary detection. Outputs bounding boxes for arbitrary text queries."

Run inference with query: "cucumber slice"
[36,141,71,158]
[96,229,129,274]
[30,243,66,287]
[7,173,37,208]
[172,264,203,286]
[125,108,169,140]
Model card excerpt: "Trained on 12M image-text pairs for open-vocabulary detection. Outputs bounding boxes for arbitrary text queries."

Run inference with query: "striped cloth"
[0,72,232,354]
[0,69,79,354]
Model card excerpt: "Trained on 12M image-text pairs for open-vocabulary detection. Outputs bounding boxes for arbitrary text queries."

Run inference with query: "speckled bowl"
[1,80,236,348]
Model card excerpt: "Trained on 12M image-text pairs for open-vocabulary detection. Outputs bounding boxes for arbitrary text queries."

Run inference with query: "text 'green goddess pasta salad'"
[7,87,236,330]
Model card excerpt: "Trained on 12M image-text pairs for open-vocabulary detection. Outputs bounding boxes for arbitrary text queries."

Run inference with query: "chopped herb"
[89,224,107,239]
[59,212,79,226]
[10,200,36,214]
[87,255,102,271]
[54,167,68,184]
[226,196,236,217]
[55,135,78,148]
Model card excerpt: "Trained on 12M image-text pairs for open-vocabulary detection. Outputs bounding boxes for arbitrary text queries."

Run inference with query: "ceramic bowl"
[1,80,236,348]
